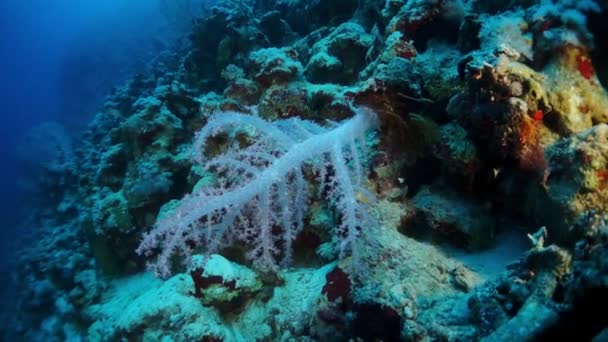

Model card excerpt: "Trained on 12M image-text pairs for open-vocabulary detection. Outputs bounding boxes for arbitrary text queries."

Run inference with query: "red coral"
[576,54,595,80]
[322,267,351,302]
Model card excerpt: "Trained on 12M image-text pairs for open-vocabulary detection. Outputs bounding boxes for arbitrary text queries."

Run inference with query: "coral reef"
[6,0,608,340]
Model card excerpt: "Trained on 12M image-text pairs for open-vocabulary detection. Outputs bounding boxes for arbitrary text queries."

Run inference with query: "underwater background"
[1,0,607,340]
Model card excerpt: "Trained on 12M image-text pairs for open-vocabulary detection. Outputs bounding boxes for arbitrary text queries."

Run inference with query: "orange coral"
[517,115,547,175]
[598,170,608,190]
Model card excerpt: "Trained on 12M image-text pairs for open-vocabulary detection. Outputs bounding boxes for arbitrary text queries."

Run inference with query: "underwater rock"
[448,25,604,151]
[305,22,375,84]
[123,155,174,205]
[525,219,608,341]
[542,46,608,134]
[451,264,478,292]
[69,269,107,313]
[291,27,333,63]
[9,219,101,340]
[566,217,608,299]
[258,10,298,46]
[360,31,415,80]
[188,1,266,90]
[472,0,535,14]
[348,55,427,130]
[433,122,481,185]
[372,57,423,96]
[189,255,263,311]
[350,200,481,340]
[162,86,202,121]
[469,243,572,338]
[86,273,230,341]
[385,0,465,50]
[524,244,573,281]
[93,143,127,189]
[456,3,608,139]
[449,51,608,196]
[305,83,353,120]
[414,43,463,105]
[236,263,336,341]
[76,91,200,277]
[84,260,338,340]
[248,47,303,87]
[531,124,608,242]
[481,301,559,342]
[90,190,134,234]
[468,279,512,332]
[112,96,184,155]
[257,83,311,120]
[412,186,495,250]
[478,9,534,62]
[453,56,553,153]
[259,0,358,36]
[198,91,246,116]
[221,65,261,105]
[224,77,261,105]
[482,245,572,341]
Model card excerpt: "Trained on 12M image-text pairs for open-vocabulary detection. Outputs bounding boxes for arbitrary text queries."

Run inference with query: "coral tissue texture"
[137,106,378,277]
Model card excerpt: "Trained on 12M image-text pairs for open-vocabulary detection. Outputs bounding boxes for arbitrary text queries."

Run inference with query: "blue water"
[0,0,178,255]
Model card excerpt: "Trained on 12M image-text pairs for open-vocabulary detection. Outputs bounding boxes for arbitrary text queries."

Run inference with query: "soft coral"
[136,106,379,277]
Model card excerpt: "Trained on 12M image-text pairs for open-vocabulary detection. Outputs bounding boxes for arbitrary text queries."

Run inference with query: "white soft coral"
[137,106,379,277]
